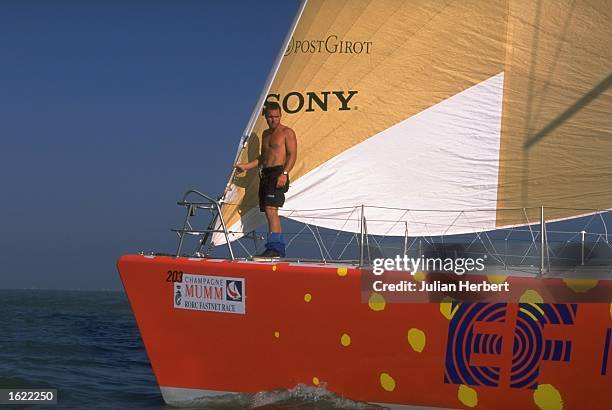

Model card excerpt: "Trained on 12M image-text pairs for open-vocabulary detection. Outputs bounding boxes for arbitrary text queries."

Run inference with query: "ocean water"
[0,290,381,410]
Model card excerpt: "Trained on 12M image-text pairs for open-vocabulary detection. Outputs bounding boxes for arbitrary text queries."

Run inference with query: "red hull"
[118,255,611,409]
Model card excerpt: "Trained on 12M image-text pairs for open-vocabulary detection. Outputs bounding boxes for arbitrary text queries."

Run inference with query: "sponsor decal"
[173,273,245,314]
[174,285,182,306]
[284,35,373,56]
[265,90,358,114]
[445,303,577,389]
[226,280,243,302]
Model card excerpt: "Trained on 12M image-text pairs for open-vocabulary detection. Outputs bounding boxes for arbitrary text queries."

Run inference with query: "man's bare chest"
[262,132,285,151]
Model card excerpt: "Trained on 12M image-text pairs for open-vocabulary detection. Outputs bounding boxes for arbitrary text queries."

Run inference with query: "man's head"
[264,102,281,129]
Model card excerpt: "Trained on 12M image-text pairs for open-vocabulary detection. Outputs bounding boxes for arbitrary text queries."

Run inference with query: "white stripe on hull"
[160,385,453,409]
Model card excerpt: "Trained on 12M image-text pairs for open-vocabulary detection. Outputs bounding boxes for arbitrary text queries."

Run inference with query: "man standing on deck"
[235,101,298,258]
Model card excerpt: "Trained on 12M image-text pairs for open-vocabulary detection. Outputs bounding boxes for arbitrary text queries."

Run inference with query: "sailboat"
[118,0,612,408]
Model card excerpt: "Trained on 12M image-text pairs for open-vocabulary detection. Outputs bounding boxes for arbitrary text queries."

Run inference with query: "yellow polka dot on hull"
[487,274,507,284]
[340,333,351,347]
[312,377,320,386]
[533,384,563,410]
[337,267,348,277]
[520,289,544,304]
[563,278,598,293]
[457,384,478,408]
[304,293,312,303]
[412,271,426,282]
[368,292,386,311]
[274,331,280,338]
[272,265,277,271]
[407,328,426,352]
[379,373,396,392]
[440,296,457,320]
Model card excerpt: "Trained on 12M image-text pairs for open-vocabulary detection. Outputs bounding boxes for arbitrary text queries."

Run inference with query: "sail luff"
[230,0,309,168]
[212,0,308,245]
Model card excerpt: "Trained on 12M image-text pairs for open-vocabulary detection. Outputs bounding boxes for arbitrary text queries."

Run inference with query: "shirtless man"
[235,102,297,258]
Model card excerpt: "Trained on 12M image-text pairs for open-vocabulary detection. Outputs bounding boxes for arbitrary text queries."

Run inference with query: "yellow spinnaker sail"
[214,0,612,244]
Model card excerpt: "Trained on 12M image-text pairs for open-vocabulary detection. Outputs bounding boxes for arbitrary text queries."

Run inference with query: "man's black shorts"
[259,166,289,211]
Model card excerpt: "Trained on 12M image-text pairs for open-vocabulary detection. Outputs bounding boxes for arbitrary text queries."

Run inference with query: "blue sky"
[0,1,300,289]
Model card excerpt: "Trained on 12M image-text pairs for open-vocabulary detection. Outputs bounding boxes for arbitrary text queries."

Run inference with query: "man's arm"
[277,128,297,187]
[235,155,261,172]
[237,130,268,172]
[283,128,297,174]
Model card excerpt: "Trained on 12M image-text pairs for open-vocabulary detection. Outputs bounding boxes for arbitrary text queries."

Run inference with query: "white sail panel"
[282,72,505,236]
[217,72,504,242]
